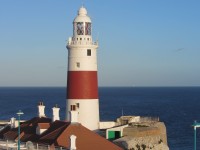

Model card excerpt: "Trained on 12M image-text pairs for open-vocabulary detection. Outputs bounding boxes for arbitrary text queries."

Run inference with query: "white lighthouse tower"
[66,6,99,131]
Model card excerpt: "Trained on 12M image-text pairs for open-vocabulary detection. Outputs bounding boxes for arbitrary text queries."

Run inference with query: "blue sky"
[0,0,200,87]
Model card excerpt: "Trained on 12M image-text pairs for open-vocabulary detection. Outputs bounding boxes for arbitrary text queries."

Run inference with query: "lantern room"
[73,7,92,37]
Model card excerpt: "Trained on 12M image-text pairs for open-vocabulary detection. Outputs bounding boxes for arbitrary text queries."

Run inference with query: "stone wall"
[124,122,167,144]
[113,122,169,150]
[114,136,169,150]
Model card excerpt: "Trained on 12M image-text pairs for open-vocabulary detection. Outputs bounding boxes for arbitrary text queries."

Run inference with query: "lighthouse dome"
[74,6,91,23]
[78,7,87,15]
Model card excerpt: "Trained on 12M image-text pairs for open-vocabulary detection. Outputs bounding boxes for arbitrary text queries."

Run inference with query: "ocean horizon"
[1,86,200,149]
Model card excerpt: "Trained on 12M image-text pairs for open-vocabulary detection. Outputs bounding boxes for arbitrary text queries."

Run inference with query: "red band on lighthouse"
[67,71,98,99]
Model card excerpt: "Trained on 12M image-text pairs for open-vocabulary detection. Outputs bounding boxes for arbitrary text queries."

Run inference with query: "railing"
[0,139,67,150]
[67,40,98,46]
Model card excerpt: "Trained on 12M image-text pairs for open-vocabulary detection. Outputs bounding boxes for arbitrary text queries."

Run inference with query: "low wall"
[99,121,116,129]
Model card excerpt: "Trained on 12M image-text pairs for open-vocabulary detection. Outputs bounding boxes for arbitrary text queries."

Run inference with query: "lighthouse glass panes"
[77,22,84,35]
[85,22,91,35]
[75,22,91,36]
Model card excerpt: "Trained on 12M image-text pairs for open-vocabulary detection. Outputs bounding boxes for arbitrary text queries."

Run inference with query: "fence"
[0,139,67,150]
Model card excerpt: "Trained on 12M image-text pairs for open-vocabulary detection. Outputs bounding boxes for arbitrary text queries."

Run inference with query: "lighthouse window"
[87,49,91,56]
[76,103,80,108]
[76,62,80,68]
[70,105,76,111]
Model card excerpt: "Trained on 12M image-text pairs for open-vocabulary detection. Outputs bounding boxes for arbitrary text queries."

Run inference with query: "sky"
[0,0,200,87]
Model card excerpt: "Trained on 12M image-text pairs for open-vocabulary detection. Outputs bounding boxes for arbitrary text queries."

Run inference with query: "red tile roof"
[3,128,18,140]
[1,118,122,150]
[38,121,70,145]
[38,121,122,150]
[2,117,51,142]
[37,123,50,129]
[0,125,11,139]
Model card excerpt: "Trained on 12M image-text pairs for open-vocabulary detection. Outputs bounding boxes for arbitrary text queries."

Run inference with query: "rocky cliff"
[113,122,169,150]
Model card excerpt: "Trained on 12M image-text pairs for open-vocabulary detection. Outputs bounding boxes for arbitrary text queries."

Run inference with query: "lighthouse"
[66,6,99,131]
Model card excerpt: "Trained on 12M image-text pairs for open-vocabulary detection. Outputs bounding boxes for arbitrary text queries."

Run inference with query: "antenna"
[82,0,85,7]
[122,108,124,117]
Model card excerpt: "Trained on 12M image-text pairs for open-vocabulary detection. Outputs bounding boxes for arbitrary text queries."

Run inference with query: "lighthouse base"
[66,99,100,131]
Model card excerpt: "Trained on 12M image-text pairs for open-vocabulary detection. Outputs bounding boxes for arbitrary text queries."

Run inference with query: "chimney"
[38,102,46,118]
[70,135,77,150]
[52,104,60,122]
[69,111,78,123]
[10,117,16,128]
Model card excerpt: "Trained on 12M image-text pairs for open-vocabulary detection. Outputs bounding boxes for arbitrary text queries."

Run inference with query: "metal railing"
[68,40,98,46]
[0,139,67,150]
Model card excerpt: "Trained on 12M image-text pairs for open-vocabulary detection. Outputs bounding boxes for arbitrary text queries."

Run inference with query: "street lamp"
[16,110,24,150]
[193,120,200,150]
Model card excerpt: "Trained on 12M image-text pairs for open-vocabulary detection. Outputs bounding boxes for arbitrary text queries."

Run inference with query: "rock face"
[113,122,169,150]
[114,136,169,150]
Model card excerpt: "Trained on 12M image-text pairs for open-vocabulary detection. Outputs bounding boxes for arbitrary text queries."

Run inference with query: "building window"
[76,103,80,108]
[87,49,91,56]
[70,105,76,111]
[76,62,80,68]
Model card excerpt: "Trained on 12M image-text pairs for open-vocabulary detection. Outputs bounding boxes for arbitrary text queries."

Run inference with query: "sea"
[0,87,200,150]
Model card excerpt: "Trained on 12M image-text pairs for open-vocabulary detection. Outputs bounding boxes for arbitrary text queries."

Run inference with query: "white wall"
[99,122,116,129]
[66,99,99,131]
